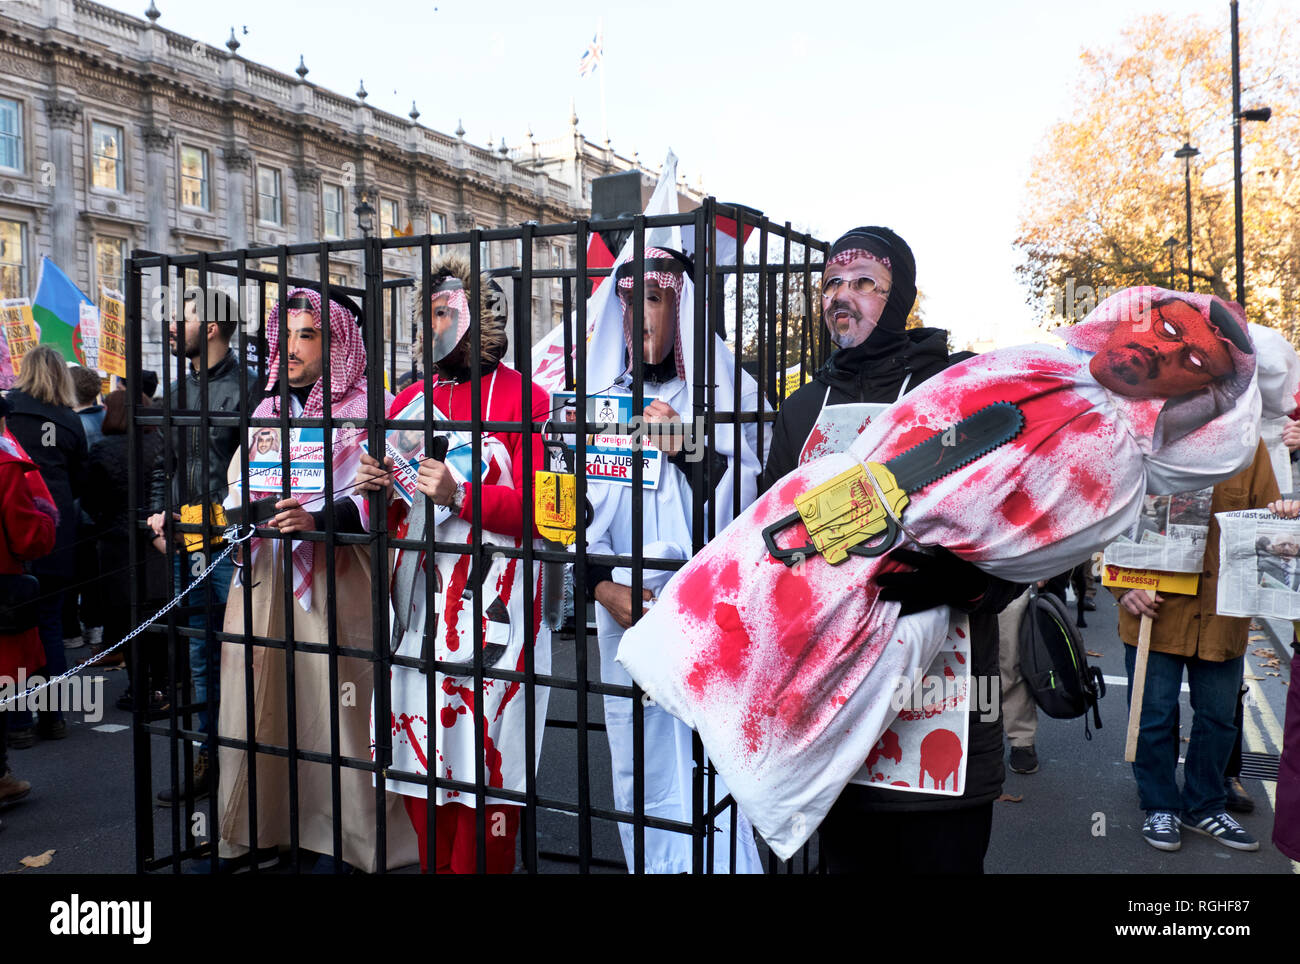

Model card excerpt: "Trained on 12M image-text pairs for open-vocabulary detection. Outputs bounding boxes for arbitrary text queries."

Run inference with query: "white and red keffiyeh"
[827,248,891,271]
[617,287,1262,859]
[235,287,379,611]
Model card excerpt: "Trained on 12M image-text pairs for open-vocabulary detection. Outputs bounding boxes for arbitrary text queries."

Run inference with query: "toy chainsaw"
[762,401,1024,566]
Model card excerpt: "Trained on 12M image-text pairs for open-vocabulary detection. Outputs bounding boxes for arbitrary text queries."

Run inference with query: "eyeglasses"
[823,274,889,299]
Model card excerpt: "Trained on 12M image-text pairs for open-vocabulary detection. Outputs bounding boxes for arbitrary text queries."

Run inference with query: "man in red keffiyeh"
[215,287,417,872]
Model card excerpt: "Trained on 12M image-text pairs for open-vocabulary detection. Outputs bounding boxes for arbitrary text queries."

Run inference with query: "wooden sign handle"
[1124,613,1153,763]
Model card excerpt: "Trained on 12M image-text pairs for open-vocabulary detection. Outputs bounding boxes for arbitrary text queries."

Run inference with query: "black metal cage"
[127,200,831,874]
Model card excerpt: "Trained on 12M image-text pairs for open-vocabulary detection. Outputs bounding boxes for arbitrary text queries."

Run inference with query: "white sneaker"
[64,635,85,651]
[85,626,103,650]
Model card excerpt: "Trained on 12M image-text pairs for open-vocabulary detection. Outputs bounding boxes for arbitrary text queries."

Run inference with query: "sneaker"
[0,769,31,806]
[63,635,85,651]
[1009,745,1039,774]
[85,626,103,650]
[1082,598,1097,611]
[157,749,211,807]
[6,726,35,750]
[1141,810,1182,851]
[1224,776,1255,814]
[1183,811,1259,851]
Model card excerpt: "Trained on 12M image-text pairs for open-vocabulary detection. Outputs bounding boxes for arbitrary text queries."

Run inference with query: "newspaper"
[1101,487,1211,574]
[1216,509,1300,619]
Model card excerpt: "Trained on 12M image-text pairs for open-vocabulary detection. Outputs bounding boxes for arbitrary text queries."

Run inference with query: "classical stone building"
[0,0,702,374]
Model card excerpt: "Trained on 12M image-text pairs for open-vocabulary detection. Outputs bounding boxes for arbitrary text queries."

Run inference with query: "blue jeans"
[1124,643,1243,820]
[174,552,233,739]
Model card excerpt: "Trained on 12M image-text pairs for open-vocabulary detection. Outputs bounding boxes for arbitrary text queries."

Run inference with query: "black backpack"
[1018,589,1105,735]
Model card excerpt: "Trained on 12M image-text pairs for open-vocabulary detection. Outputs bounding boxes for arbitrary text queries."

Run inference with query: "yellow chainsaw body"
[792,462,908,564]
[534,470,577,546]
[179,502,229,552]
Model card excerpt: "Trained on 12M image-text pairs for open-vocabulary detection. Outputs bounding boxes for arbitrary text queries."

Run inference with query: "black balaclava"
[824,225,918,360]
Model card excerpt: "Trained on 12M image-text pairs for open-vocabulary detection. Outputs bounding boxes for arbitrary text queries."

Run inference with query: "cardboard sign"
[78,302,101,371]
[550,389,662,489]
[1101,563,1199,596]
[0,298,39,376]
[98,288,127,378]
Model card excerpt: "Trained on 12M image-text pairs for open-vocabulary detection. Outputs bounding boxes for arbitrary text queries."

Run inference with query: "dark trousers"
[818,802,995,874]
[10,584,68,729]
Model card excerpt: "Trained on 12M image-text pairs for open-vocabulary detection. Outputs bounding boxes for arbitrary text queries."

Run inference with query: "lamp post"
[1163,236,1180,290]
[1230,0,1272,309]
[354,200,375,239]
[1173,142,1199,290]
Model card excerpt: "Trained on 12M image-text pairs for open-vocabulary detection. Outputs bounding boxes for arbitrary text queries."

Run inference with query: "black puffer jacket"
[761,328,951,490]
[149,350,260,514]
[3,389,87,579]
[759,325,1019,813]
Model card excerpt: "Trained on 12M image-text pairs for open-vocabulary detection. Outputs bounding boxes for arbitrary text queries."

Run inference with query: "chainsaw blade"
[883,401,1024,494]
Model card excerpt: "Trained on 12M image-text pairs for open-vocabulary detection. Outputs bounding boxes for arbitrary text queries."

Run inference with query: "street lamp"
[1231,0,1272,309]
[1173,141,1199,291]
[354,200,375,238]
[1163,236,1180,290]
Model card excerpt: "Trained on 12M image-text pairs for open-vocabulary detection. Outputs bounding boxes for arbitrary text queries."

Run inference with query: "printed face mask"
[822,250,891,350]
[1089,299,1234,398]
[428,278,471,364]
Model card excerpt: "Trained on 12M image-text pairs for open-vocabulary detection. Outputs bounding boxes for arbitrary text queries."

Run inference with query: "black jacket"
[760,326,1017,813]
[149,350,259,514]
[3,389,87,579]
[761,328,951,491]
[85,432,168,603]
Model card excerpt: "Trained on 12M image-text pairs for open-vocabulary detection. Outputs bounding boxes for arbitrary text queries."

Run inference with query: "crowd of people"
[1,224,1298,875]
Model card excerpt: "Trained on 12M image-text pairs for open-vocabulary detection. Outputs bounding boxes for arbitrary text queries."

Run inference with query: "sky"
[99,0,1292,349]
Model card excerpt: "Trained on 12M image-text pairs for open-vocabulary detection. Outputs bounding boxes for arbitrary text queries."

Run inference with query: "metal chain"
[0,524,257,709]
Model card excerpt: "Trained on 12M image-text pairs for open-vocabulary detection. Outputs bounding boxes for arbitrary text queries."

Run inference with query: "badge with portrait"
[549,389,662,489]
[247,426,326,494]
[381,395,490,506]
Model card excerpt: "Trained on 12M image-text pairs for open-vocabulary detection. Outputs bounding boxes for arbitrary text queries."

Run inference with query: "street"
[0,589,1293,874]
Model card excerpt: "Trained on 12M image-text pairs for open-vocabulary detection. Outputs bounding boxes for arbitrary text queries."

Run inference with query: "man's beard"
[827,300,872,349]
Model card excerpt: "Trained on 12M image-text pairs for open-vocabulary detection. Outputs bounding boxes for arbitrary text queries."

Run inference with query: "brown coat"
[1115,441,1280,662]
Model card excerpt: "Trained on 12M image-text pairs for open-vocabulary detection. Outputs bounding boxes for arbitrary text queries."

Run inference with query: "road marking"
[91,723,129,734]
[1244,678,1286,753]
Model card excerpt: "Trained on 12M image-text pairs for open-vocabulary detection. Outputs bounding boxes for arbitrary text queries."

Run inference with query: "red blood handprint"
[918,728,963,791]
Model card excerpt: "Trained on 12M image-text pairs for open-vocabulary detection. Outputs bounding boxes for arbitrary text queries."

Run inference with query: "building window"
[257,166,282,225]
[259,259,281,325]
[323,183,344,238]
[180,145,210,210]
[478,231,492,270]
[328,269,350,289]
[0,219,26,299]
[94,236,127,295]
[91,122,125,192]
[429,211,446,236]
[0,98,22,173]
[380,198,399,238]
[552,243,566,294]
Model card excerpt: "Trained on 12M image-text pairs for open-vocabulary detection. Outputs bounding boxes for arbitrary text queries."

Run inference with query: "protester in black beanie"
[758,223,1023,875]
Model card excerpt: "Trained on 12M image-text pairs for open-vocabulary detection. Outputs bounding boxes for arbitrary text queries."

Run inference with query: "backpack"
[1018,589,1105,735]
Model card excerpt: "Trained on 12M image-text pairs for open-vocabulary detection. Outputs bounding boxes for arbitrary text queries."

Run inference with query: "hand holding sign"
[415,436,455,506]
[354,451,395,495]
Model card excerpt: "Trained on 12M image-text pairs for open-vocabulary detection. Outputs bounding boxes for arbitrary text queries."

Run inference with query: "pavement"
[0,589,1293,875]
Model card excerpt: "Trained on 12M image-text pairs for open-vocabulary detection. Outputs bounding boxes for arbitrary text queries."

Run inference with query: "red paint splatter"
[918,728,963,791]
[398,714,428,770]
[442,554,474,652]
[954,626,966,639]
[440,706,458,728]
[953,650,966,664]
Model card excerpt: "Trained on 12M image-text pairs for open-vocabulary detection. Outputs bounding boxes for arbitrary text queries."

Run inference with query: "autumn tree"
[1015,12,1300,334]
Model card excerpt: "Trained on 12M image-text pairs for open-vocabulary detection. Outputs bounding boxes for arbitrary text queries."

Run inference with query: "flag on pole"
[578,26,603,77]
[31,256,93,366]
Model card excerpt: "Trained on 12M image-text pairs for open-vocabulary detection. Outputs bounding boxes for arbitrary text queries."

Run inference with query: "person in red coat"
[0,393,58,826]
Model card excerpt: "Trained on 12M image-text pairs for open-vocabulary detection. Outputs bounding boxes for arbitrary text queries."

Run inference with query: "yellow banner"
[0,298,39,376]
[99,288,126,378]
[1101,563,1199,596]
